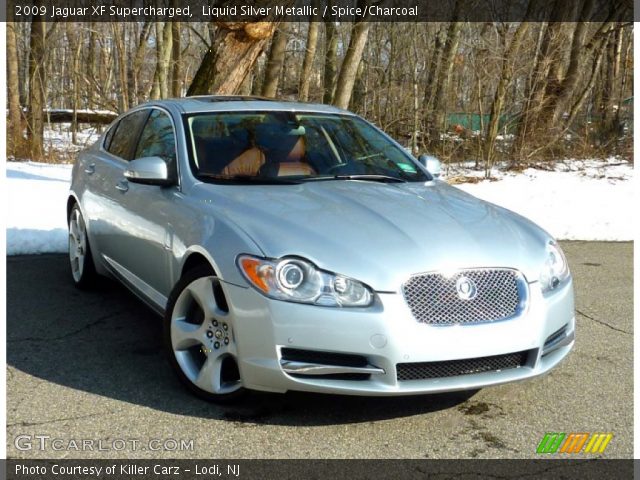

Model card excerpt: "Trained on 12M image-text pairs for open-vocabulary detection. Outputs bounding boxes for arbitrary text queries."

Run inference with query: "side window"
[103,122,117,151]
[134,110,176,164]
[107,110,149,160]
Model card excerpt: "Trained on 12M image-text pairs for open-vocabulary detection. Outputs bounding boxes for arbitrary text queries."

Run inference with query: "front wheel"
[164,266,245,402]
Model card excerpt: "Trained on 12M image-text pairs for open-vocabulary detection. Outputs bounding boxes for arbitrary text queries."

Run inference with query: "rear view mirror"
[418,154,442,179]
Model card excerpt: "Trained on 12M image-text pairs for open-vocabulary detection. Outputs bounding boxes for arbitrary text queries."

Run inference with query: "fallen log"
[44,109,118,124]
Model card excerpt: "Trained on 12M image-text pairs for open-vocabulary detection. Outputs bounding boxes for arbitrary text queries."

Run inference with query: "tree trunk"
[548,1,595,124]
[65,23,83,144]
[171,20,182,97]
[151,21,173,99]
[322,19,339,104]
[111,24,130,111]
[298,5,320,101]
[87,22,96,109]
[333,20,371,109]
[350,58,367,112]
[410,26,421,157]
[422,25,446,123]
[512,21,548,161]
[160,21,173,98]
[484,22,529,175]
[261,26,287,97]
[187,22,281,96]
[430,19,462,140]
[524,38,609,161]
[27,17,46,160]
[129,21,152,105]
[7,16,24,157]
[150,22,161,100]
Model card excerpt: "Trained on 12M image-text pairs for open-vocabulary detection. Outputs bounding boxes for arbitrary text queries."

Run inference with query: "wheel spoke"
[69,218,79,243]
[171,319,204,350]
[69,234,78,256]
[187,277,227,320]
[71,256,79,273]
[77,214,85,235]
[195,355,224,394]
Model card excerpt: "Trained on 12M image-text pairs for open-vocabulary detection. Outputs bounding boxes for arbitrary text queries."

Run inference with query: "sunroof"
[190,95,279,103]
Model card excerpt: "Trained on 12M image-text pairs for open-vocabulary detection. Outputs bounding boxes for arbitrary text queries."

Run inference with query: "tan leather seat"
[276,137,316,176]
[221,147,266,176]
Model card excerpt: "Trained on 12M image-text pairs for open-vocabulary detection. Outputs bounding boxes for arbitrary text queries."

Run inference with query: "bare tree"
[261,26,287,97]
[111,23,130,111]
[484,22,529,175]
[171,19,183,97]
[8,16,632,164]
[322,19,339,104]
[27,18,46,160]
[298,5,320,101]
[7,16,23,157]
[187,22,281,96]
[333,19,371,109]
[429,15,463,143]
[65,23,83,144]
[129,22,152,104]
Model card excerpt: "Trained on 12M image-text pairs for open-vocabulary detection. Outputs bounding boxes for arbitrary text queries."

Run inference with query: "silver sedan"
[67,96,575,402]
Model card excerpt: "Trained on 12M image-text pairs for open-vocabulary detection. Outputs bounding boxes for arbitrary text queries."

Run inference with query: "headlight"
[237,255,373,307]
[539,241,570,293]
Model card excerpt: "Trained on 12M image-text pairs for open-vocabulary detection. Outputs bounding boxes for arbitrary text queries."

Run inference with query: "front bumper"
[222,278,575,396]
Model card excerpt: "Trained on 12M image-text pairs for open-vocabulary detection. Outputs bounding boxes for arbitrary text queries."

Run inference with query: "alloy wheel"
[170,275,242,395]
[68,207,88,283]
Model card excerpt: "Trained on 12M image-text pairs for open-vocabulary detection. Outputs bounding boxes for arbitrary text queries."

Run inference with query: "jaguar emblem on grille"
[455,276,477,300]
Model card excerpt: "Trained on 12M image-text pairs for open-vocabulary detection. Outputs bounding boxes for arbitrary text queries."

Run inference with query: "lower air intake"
[396,350,531,381]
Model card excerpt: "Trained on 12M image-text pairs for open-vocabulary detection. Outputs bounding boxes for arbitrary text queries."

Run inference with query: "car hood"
[195,180,551,291]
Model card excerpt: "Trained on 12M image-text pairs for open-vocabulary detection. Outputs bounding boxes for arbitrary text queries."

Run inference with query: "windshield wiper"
[196,173,301,185]
[301,174,407,183]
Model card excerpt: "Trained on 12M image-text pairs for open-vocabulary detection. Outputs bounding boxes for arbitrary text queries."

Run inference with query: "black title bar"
[4,0,634,22]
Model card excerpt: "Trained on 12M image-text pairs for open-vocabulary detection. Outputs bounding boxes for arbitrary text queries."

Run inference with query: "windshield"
[186,112,430,183]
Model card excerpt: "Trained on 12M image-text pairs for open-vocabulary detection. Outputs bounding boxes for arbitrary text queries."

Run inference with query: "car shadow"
[7,254,478,427]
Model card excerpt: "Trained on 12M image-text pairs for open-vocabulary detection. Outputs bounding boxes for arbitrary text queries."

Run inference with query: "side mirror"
[418,154,442,179]
[124,156,172,186]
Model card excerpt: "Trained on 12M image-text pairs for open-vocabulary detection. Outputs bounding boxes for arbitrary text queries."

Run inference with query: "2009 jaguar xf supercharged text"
[68,96,575,401]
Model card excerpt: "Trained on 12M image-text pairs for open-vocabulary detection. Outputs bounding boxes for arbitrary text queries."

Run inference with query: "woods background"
[5,12,633,174]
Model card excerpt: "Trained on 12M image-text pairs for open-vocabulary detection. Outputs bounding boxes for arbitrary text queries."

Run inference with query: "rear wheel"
[164,265,245,402]
[68,204,97,288]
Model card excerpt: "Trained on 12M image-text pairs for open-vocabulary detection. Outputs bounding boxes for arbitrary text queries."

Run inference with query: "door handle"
[84,163,95,175]
[115,180,129,193]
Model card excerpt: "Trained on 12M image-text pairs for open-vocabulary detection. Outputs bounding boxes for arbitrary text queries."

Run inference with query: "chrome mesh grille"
[402,269,523,325]
[396,350,530,381]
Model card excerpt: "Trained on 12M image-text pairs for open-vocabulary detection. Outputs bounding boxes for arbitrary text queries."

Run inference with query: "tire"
[68,203,97,289]
[164,265,246,403]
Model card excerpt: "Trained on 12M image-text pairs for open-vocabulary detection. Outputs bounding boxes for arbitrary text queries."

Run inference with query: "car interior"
[193,115,317,177]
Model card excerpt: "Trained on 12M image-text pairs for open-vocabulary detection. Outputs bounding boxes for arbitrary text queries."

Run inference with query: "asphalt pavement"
[6,242,633,458]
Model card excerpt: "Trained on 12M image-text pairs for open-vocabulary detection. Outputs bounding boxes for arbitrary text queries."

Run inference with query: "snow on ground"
[6,157,633,256]
[7,161,73,255]
[453,159,633,241]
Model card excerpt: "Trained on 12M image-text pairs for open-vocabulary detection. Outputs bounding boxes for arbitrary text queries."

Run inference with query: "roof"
[150,95,352,116]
